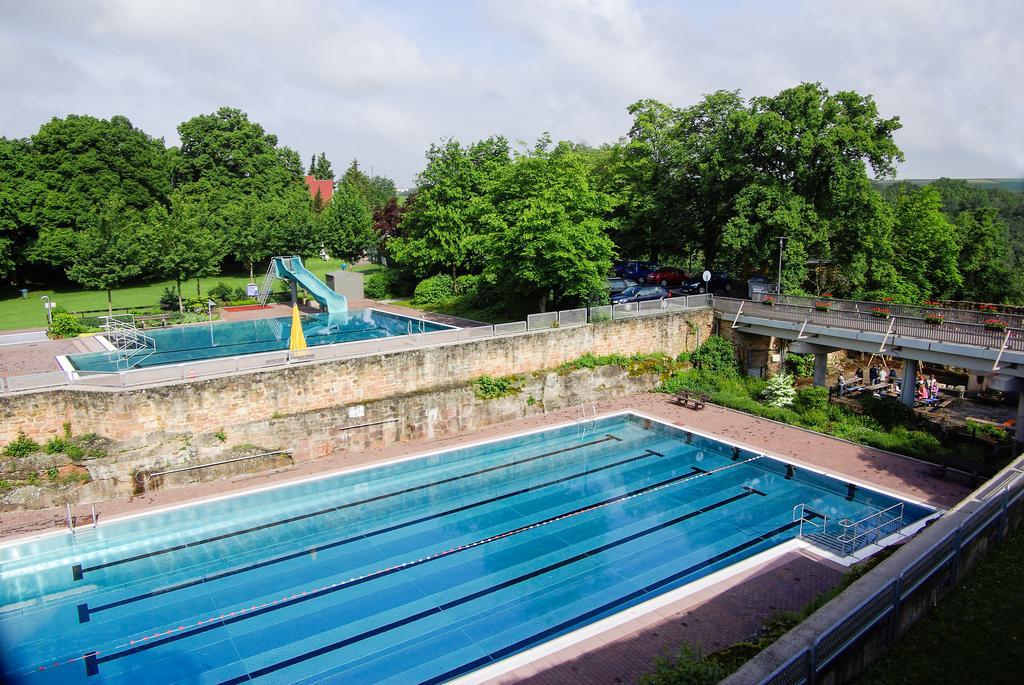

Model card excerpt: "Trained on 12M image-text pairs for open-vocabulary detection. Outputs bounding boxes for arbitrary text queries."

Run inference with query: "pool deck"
[0,395,972,683]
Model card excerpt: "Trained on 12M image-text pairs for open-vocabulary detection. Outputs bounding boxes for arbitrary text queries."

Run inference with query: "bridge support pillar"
[900,359,919,407]
[813,353,828,388]
[1017,392,1024,446]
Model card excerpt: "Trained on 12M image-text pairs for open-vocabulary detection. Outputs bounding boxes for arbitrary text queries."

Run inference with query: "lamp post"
[41,296,52,325]
[775,236,788,295]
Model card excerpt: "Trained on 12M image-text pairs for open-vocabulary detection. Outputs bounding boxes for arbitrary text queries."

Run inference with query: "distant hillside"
[874,178,1024,192]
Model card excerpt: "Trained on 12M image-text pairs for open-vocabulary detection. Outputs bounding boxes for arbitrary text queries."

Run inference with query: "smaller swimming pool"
[66,309,453,372]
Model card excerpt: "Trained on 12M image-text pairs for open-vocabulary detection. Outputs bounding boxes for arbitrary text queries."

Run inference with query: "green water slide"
[272,256,349,315]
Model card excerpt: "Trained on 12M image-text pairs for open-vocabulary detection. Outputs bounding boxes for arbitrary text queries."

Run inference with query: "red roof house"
[305,175,334,204]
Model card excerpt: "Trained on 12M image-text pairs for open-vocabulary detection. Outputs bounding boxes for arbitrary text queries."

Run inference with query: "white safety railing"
[1,299,713,394]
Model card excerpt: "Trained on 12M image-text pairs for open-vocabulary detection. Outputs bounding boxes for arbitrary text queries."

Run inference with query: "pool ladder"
[576,402,598,435]
[66,502,98,539]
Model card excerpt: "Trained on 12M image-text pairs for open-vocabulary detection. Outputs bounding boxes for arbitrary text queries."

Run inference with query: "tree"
[0,137,42,282]
[616,84,904,297]
[25,114,169,274]
[952,207,1015,303]
[480,139,615,311]
[392,137,509,280]
[66,201,157,314]
[158,197,226,310]
[171,107,313,276]
[888,186,962,300]
[319,182,375,262]
[373,195,410,263]
[309,152,334,180]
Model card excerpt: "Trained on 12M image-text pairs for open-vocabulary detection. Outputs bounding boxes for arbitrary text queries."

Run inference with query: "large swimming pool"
[66,309,452,372]
[0,413,931,684]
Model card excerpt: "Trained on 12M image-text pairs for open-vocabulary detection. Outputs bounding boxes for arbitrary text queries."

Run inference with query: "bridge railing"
[719,297,1024,352]
[756,293,1024,330]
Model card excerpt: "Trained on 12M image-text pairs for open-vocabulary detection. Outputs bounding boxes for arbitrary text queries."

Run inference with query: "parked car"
[612,260,659,281]
[605,276,637,294]
[610,285,672,304]
[639,266,688,288]
[678,271,730,294]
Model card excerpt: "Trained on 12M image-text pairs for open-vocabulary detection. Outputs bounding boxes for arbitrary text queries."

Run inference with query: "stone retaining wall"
[0,309,711,446]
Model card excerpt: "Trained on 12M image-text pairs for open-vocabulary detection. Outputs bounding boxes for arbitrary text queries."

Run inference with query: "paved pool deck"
[0,395,972,683]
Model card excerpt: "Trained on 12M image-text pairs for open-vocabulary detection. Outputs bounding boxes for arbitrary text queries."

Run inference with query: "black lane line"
[79,448,678,621]
[87,465,736,674]
[72,433,622,581]
[213,488,768,685]
[423,517,802,685]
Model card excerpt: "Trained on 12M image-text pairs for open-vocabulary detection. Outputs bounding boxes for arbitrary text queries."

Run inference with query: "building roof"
[305,175,334,204]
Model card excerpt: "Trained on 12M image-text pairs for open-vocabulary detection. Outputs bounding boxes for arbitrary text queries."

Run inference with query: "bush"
[47,312,86,339]
[44,436,71,455]
[859,394,916,429]
[474,375,523,399]
[3,431,40,458]
[761,372,796,408]
[364,269,395,300]
[688,335,739,376]
[158,286,179,311]
[786,352,815,378]
[413,274,456,304]
[454,274,480,297]
[793,386,829,414]
[640,644,728,685]
[207,282,234,302]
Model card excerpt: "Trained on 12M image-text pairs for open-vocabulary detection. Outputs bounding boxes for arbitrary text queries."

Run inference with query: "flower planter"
[870,308,890,319]
[762,298,775,306]
[814,304,831,312]
[924,316,943,326]
[984,319,1008,332]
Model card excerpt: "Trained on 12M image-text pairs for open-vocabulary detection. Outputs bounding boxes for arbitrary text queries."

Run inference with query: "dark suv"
[610,285,672,304]
[612,260,659,282]
[678,271,730,294]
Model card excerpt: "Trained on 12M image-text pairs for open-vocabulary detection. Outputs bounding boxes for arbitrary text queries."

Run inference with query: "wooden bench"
[674,390,710,410]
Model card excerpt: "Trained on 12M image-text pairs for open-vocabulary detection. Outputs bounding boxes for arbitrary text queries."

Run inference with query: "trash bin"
[747,276,774,299]
[19,288,28,298]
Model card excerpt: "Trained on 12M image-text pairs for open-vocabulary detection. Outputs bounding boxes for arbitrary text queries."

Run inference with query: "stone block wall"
[0,309,711,446]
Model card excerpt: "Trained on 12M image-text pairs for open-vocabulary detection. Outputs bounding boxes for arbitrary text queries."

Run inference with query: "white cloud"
[0,0,1020,184]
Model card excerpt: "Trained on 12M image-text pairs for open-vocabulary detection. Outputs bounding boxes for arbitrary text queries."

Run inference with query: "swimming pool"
[0,413,931,684]
[66,309,452,372]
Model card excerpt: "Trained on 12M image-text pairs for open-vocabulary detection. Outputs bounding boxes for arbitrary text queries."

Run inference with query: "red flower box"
[984,318,1008,331]
[870,307,890,318]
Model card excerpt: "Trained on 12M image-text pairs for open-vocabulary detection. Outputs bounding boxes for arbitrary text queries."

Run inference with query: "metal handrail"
[135,449,292,483]
[836,502,905,555]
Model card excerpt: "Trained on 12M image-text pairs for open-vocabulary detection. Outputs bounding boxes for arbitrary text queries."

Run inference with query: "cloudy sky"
[1,0,1021,186]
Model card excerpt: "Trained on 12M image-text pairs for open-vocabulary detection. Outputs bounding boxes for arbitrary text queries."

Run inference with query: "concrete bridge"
[713,295,1024,443]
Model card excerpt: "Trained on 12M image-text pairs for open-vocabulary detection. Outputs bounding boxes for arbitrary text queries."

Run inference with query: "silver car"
[606,276,637,294]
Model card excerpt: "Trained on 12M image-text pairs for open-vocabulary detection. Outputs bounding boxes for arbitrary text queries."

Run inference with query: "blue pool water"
[0,414,931,684]
[66,309,451,372]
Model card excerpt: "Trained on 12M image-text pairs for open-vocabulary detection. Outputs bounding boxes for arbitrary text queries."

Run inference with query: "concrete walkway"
[0,336,106,376]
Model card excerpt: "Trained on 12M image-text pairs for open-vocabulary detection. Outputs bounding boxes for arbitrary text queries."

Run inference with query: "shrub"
[793,386,829,414]
[3,431,40,458]
[454,274,480,297]
[0,479,11,491]
[207,282,234,302]
[786,352,815,378]
[412,274,455,304]
[364,269,396,299]
[159,286,179,311]
[48,312,86,339]
[859,394,915,429]
[44,437,71,455]
[640,644,728,685]
[688,335,739,376]
[474,375,523,400]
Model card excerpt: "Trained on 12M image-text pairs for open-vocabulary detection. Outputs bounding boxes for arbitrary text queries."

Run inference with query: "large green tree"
[308,152,334,180]
[391,137,510,280]
[25,115,169,274]
[0,137,42,282]
[615,83,905,297]
[319,182,375,261]
[158,197,226,309]
[171,107,314,276]
[481,139,615,311]
[887,186,962,300]
[66,200,160,314]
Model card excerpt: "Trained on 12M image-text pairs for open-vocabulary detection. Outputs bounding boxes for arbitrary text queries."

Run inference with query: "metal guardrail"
[135,449,293,483]
[760,469,1024,685]
[1,299,713,394]
[719,297,1024,353]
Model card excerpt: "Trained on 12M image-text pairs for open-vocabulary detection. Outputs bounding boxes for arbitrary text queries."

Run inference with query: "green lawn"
[0,260,380,331]
[855,524,1024,685]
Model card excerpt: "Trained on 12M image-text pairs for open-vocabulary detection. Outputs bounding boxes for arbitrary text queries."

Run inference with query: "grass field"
[855,524,1024,685]
[0,260,379,332]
